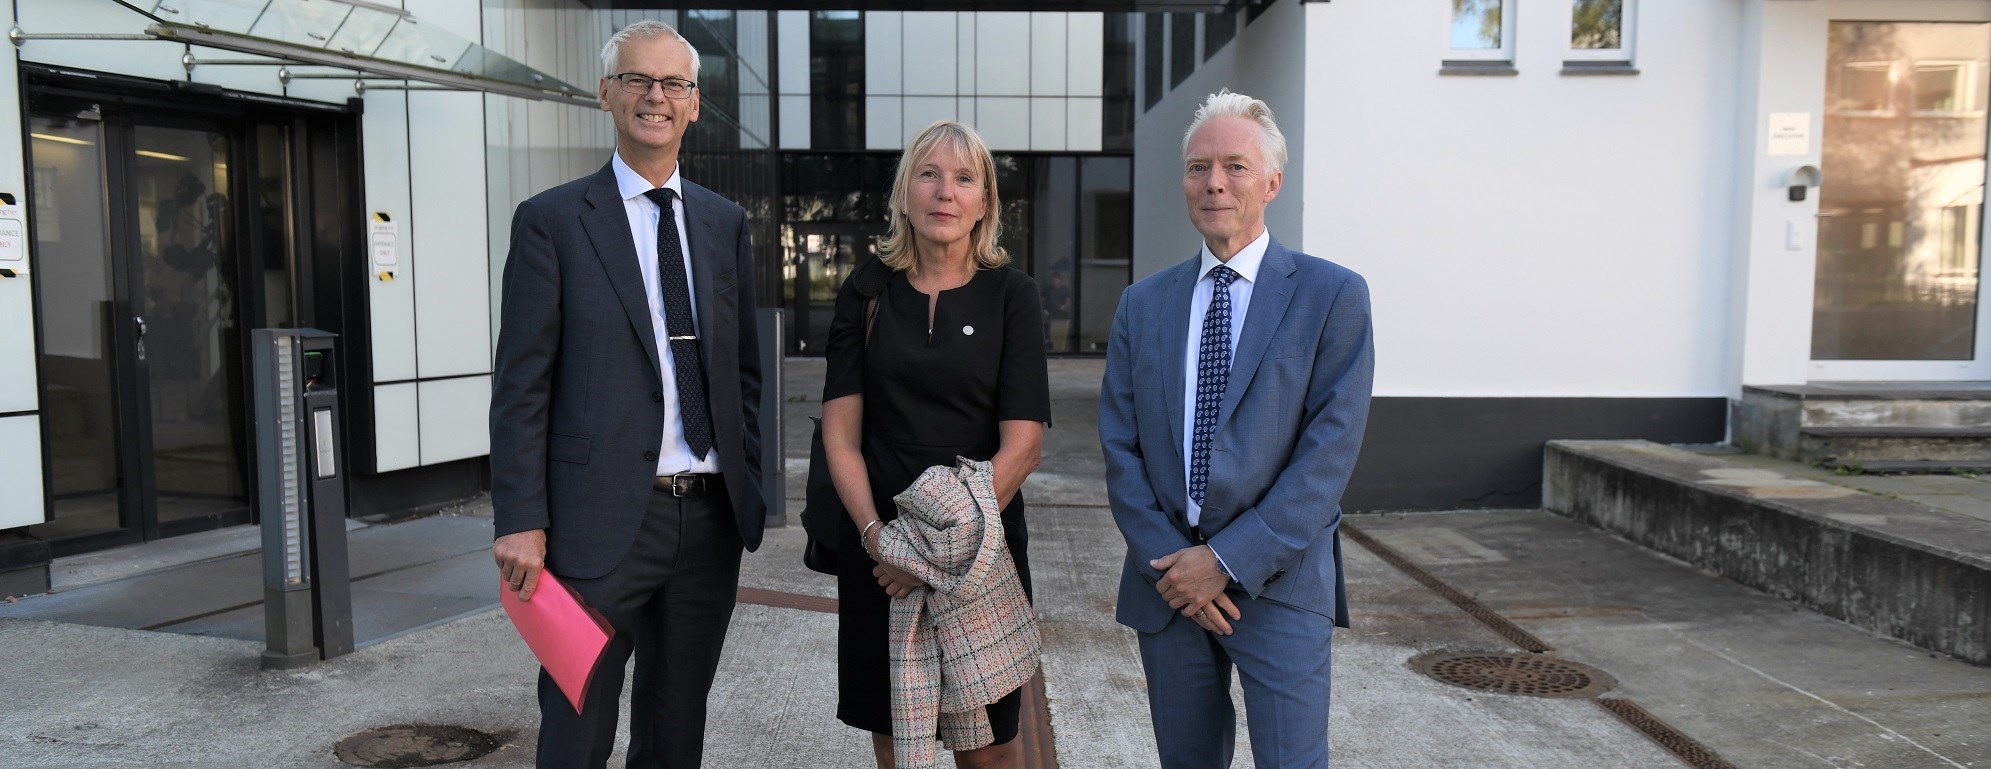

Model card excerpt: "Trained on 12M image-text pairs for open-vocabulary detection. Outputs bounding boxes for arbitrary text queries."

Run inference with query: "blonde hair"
[601,20,700,80]
[879,121,1009,274]
[1182,89,1288,173]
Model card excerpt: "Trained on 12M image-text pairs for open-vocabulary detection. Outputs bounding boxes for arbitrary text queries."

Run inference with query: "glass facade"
[746,10,1134,355]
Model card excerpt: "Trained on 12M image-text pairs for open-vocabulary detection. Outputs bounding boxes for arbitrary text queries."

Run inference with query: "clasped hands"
[864,520,927,599]
[1152,545,1241,636]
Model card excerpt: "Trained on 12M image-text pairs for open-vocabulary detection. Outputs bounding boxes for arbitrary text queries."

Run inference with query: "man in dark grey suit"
[1100,90,1373,768]
[489,19,764,769]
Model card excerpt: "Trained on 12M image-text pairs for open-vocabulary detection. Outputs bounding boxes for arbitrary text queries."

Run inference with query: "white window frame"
[1911,60,1986,117]
[1565,0,1636,64]
[1833,61,1899,118]
[1447,0,1516,63]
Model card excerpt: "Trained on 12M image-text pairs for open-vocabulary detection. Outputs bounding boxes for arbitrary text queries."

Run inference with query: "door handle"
[135,316,147,338]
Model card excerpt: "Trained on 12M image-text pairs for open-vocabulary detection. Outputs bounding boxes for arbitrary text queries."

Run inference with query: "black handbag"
[800,258,887,575]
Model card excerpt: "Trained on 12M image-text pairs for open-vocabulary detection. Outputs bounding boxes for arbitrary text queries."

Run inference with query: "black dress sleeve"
[996,267,1053,425]
[822,270,870,403]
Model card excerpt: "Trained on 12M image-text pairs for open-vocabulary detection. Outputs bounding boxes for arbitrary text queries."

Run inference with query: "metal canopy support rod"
[140,22,596,106]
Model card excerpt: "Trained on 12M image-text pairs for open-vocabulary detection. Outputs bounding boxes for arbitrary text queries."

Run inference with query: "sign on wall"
[1768,113,1811,157]
[0,200,27,277]
[370,212,398,281]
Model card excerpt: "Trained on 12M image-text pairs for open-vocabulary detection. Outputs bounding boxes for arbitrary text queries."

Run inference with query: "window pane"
[1203,10,1236,61]
[1169,13,1194,88]
[1836,62,1894,114]
[1915,64,1975,113]
[1451,0,1503,50]
[1571,0,1623,50]
[1143,13,1162,111]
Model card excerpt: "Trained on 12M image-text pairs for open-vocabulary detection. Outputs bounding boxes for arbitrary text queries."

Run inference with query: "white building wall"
[1132,2,1309,280]
[1303,0,1745,398]
[0,0,43,528]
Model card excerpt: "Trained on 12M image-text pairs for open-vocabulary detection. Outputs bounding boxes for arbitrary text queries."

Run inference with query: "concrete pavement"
[0,358,1986,767]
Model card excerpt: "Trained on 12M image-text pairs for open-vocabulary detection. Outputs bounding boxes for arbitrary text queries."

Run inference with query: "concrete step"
[1800,426,1991,464]
[1544,439,1991,665]
[1734,383,1991,462]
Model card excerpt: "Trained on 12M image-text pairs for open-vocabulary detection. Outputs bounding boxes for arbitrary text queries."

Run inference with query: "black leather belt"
[655,473,720,497]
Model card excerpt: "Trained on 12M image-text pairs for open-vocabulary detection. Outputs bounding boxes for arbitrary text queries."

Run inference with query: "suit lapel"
[682,182,730,370]
[580,164,663,382]
[1217,240,1296,431]
[1159,256,1197,456]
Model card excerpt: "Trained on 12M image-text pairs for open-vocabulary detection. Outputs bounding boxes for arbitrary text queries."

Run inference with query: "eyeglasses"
[610,73,697,99]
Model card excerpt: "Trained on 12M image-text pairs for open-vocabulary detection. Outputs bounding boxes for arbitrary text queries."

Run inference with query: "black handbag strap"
[852,256,888,349]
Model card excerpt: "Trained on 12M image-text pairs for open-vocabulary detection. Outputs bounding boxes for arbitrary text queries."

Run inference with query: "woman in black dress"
[820,120,1052,769]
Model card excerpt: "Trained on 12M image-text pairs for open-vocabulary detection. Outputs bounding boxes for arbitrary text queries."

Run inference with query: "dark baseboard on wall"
[347,457,490,522]
[1345,397,1727,512]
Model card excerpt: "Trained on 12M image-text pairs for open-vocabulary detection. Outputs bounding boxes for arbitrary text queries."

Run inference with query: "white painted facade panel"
[1067,14,1105,98]
[973,97,1031,151]
[363,92,419,384]
[1299,0,1743,397]
[903,14,959,96]
[0,415,45,528]
[865,13,903,97]
[1030,14,1068,97]
[903,97,956,140]
[1030,97,1066,151]
[867,96,903,150]
[417,375,492,465]
[372,383,421,473]
[0,3,35,416]
[975,14,1031,97]
[408,91,493,379]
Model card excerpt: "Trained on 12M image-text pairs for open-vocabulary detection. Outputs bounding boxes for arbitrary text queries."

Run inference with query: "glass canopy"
[143,0,593,105]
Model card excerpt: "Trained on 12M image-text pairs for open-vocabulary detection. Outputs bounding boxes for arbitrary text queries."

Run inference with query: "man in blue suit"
[489,20,764,769]
[1100,89,1374,768]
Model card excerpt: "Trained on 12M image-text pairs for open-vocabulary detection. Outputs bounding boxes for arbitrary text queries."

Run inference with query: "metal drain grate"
[1412,651,1616,698]
[334,724,504,768]
[1342,523,1554,653]
[1596,698,1738,769]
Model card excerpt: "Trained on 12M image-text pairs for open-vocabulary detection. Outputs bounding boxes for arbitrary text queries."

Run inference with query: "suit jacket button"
[643,450,658,461]
[651,391,663,403]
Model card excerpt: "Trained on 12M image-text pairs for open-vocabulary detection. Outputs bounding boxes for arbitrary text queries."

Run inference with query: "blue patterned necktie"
[642,188,714,458]
[1189,264,1239,506]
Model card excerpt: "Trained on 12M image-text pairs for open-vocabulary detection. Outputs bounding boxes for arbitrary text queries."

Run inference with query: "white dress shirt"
[612,152,719,476]
[1180,228,1270,575]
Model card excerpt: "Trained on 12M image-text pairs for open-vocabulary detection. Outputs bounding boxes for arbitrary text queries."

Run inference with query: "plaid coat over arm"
[876,458,1042,768]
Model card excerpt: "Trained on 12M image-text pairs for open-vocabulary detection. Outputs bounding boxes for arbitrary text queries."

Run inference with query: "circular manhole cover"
[1411,651,1616,698]
[334,724,504,768]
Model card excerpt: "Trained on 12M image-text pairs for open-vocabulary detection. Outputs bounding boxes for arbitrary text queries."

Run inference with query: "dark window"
[1169,13,1195,88]
[1247,0,1274,25]
[1203,10,1237,61]
[682,10,739,151]
[810,11,864,150]
[1143,13,1164,111]
[1076,156,1132,354]
[1103,13,1136,151]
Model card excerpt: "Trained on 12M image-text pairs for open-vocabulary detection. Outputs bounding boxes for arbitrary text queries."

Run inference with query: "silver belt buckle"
[669,473,699,497]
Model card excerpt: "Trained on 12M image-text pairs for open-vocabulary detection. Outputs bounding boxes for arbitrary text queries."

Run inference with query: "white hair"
[601,20,701,80]
[1182,89,1288,173]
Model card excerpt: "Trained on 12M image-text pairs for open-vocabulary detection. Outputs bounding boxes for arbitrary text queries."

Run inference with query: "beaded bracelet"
[861,520,883,554]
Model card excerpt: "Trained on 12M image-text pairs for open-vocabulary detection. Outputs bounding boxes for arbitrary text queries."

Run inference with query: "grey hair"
[601,20,701,80]
[1182,89,1287,173]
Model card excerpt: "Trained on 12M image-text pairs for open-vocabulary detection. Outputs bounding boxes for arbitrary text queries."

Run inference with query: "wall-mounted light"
[135,150,189,161]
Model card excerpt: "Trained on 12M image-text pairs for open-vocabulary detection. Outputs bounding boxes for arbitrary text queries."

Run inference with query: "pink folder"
[500,571,615,713]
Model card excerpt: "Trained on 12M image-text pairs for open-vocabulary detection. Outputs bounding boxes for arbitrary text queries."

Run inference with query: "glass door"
[29,107,263,551]
[1813,21,1991,379]
[783,222,882,354]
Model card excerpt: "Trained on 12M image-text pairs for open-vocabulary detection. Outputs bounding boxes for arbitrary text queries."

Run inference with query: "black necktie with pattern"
[642,187,714,459]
